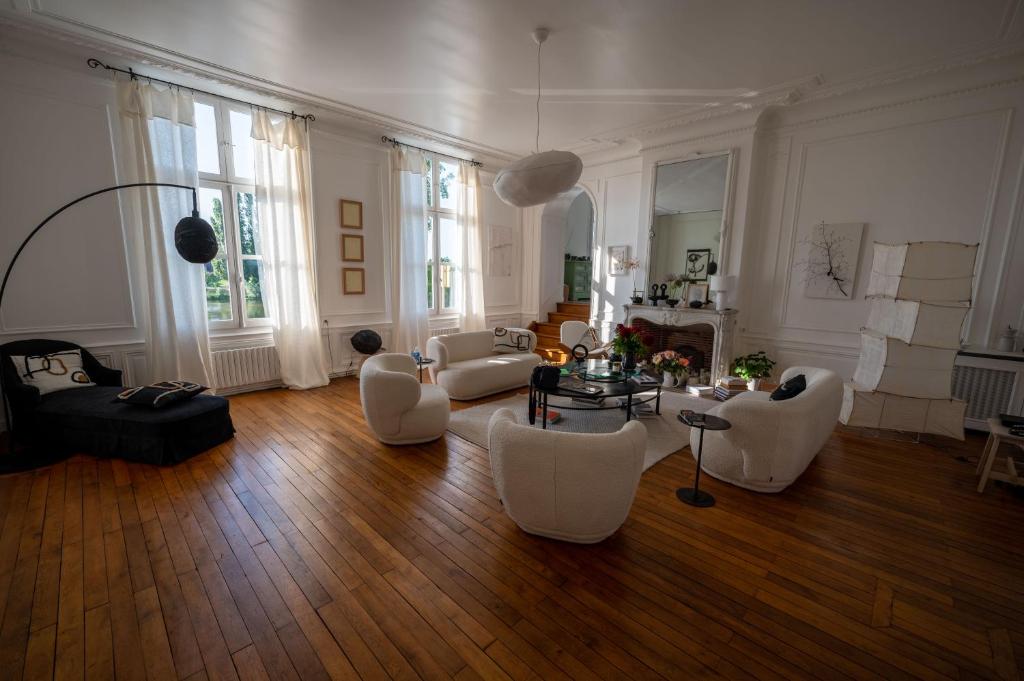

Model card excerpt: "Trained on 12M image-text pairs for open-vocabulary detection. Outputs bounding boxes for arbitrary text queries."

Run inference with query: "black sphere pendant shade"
[174,210,218,264]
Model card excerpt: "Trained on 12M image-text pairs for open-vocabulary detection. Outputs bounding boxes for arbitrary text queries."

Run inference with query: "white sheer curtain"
[457,162,487,331]
[389,148,429,353]
[250,110,328,390]
[118,80,213,386]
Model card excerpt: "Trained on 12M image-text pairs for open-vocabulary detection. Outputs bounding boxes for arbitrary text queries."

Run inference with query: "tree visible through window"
[424,156,460,314]
[194,99,269,328]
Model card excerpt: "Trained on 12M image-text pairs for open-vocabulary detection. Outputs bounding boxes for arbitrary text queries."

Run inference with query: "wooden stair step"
[535,334,562,348]
[535,322,561,336]
[548,312,588,325]
[557,302,590,315]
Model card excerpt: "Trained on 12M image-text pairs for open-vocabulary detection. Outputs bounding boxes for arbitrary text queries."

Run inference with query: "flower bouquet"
[611,324,649,372]
[651,350,690,387]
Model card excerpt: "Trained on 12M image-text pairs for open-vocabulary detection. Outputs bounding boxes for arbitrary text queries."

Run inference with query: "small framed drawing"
[342,268,365,294]
[608,245,629,276]
[341,234,364,262]
[684,248,712,281]
[340,199,363,229]
[686,282,709,305]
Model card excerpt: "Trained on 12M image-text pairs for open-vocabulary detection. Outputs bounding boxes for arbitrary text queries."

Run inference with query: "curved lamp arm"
[0,182,213,445]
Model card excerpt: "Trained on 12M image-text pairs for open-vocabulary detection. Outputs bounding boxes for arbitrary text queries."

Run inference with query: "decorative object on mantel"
[708,274,736,310]
[340,199,363,229]
[686,282,709,307]
[997,325,1019,353]
[799,221,865,300]
[342,267,366,294]
[493,29,583,207]
[840,241,978,439]
[732,351,777,391]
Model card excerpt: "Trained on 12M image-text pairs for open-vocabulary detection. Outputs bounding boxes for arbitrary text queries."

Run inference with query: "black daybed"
[1,339,234,466]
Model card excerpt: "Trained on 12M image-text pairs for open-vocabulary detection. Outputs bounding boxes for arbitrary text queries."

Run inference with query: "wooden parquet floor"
[0,376,1022,680]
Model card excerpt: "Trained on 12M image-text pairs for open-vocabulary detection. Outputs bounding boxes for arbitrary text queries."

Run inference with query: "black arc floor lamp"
[0,182,218,451]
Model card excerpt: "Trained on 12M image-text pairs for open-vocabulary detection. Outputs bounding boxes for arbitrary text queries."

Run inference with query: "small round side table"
[677,411,731,508]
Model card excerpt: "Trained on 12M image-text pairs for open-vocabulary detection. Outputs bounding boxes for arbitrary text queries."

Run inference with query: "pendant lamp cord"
[535,39,542,153]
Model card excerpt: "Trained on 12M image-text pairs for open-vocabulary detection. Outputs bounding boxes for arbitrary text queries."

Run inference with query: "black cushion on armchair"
[1,339,234,466]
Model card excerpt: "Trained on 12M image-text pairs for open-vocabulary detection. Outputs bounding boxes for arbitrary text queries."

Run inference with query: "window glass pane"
[438,216,459,309]
[205,257,232,321]
[197,187,227,256]
[242,259,268,319]
[194,102,220,175]
[425,215,434,310]
[438,160,458,211]
[236,191,259,255]
[229,109,255,180]
[424,157,433,208]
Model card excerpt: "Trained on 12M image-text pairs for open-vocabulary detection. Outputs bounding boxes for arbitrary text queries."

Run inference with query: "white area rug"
[447,390,715,471]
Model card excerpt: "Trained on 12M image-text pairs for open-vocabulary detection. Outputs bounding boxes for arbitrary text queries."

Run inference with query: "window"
[424,156,460,314]
[193,99,268,329]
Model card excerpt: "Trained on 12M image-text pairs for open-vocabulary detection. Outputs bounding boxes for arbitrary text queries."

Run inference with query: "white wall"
[582,54,1024,379]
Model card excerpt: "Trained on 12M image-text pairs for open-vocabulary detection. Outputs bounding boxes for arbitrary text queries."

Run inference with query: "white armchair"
[359,353,450,445]
[487,408,647,543]
[692,366,843,492]
[558,320,610,359]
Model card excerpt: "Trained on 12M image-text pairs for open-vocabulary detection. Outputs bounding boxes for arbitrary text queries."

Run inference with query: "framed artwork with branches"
[799,222,865,300]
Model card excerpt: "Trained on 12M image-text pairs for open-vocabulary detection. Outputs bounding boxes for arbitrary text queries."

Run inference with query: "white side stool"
[976,418,1024,493]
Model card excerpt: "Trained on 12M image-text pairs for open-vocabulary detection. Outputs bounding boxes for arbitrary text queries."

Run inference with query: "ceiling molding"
[0,7,518,167]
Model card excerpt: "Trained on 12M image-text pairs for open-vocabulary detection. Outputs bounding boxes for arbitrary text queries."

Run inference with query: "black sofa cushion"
[33,386,234,465]
[769,374,807,402]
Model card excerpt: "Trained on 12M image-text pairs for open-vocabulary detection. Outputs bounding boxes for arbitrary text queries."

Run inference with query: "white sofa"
[427,330,541,400]
[359,353,450,445]
[692,366,843,492]
[487,408,647,543]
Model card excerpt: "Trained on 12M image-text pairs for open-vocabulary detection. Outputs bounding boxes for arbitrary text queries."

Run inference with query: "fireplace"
[623,303,738,383]
[632,318,714,372]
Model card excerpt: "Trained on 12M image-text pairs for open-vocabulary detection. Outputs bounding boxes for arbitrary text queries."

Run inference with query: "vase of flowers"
[612,324,647,373]
[664,273,685,308]
[651,350,690,388]
[732,351,776,391]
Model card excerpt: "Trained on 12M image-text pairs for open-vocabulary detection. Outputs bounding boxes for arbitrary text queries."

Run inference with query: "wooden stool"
[976,418,1024,492]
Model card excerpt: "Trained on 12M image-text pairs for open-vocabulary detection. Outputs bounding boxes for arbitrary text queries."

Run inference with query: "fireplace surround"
[623,304,738,383]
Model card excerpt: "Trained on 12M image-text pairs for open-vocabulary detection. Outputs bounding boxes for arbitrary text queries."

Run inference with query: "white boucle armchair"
[691,366,843,492]
[359,353,450,445]
[427,330,541,400]
[487,408,647,543]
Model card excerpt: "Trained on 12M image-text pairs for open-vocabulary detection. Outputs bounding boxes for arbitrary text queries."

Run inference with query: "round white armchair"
[359,353,450,445]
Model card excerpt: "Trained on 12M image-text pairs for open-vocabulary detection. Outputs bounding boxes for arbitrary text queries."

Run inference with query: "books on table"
[687,385,714,397]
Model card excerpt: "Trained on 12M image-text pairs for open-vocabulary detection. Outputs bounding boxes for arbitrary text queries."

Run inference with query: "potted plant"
[651,350,690,388]
[612,324,648,373]
[622,258,643,304]
[664,273,685,307]
[732,351,776,391]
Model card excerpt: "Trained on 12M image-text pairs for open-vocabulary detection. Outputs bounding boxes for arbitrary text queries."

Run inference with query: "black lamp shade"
[174,212,218,264]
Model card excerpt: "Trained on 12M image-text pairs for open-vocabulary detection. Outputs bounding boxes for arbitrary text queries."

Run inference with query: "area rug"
[447,390,715,471]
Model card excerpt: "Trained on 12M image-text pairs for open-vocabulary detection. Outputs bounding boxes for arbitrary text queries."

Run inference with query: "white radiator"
[430,325,461,338]
[952,353,1024,431]
[212,345,281,394]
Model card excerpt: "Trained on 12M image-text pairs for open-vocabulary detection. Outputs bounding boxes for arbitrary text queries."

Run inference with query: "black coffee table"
[676,411,731,508]
[528,375,662,429]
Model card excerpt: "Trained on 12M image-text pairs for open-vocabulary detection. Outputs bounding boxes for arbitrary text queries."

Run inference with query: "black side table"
[676,411,731,508]
[414,357,435,383]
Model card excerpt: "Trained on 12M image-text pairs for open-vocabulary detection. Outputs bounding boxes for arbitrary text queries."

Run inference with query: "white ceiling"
[15,0,1024,156]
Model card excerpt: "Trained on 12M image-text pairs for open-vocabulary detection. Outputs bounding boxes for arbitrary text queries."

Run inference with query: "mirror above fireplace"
[647,154,730,298]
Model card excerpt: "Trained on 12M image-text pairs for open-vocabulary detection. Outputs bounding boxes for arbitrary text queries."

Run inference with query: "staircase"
[529,301,591,363]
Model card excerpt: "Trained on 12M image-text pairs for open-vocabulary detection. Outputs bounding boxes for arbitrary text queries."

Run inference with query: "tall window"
[194,98,269,329]
[424,156,460,315]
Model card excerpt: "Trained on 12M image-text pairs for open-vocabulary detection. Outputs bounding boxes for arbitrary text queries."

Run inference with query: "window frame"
[195,96,270,331]
[425,155,460,316]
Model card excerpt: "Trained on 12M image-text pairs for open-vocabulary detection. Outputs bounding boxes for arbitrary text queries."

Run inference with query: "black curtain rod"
[87,58,316,122]
[381,136,482,167]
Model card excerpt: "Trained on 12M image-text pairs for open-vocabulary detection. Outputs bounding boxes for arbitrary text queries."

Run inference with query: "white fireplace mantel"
[623,304,739,382]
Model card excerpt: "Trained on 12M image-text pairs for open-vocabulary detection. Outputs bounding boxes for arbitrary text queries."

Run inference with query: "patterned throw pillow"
[10,350,95,395]
[115,381,207,409]
[492,327,532,353]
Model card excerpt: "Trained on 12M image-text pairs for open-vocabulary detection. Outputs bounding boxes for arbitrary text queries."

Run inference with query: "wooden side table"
[976,418,1024,492]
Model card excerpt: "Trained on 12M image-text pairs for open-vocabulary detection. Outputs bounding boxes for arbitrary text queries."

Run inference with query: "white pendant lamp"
[494,28,583,208]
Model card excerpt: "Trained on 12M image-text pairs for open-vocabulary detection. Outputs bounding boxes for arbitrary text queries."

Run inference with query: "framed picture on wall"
[341,234,364,262]
[684,249,712,281]
[342,268,365,294]
[340,199,363,229]
[608,245,629,276]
